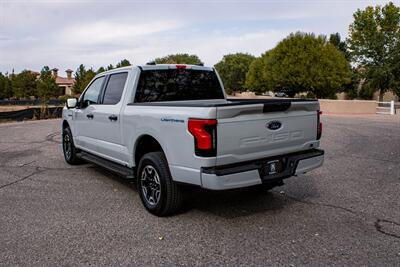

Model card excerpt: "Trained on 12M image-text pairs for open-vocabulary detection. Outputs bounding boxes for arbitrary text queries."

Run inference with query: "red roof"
[56,76,75,85]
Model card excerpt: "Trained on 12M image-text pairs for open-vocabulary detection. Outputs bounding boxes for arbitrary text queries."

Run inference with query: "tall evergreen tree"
[329,33,350,60]
[4,73,13,99]
[84,68,96,88]
[97,66,106,74]
[0,72,13,99]
[73,64,88,94]
[36,66,59,102]
[116,59,131,68]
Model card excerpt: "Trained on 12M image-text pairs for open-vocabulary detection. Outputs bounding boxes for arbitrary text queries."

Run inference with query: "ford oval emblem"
[266,120,282,130]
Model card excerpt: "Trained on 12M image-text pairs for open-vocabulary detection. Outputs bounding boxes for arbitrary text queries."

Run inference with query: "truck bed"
[129,98,320,166]
[129,98,317,110]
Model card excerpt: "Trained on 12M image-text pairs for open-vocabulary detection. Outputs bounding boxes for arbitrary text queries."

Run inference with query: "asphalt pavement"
[0,115,399,266]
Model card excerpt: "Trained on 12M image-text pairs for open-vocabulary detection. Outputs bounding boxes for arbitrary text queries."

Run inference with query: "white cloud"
[190,30,292,64]
[123,29,292,65]
[57,20,183,46]
[0,0,394,72]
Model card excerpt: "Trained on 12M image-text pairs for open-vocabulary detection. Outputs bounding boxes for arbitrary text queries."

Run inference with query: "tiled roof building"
[52,68,75,95]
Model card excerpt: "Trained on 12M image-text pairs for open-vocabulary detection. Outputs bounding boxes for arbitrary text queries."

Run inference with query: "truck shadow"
[181,186,290,219]
[182,178,319,219]
[90,165,318,219]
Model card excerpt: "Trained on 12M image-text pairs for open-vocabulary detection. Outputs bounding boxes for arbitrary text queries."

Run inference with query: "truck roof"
[139,64,214,71]
[97,64,214,76]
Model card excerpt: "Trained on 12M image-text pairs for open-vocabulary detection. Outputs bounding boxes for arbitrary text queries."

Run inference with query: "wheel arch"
[62,120,70,130]
[134,134,166,167]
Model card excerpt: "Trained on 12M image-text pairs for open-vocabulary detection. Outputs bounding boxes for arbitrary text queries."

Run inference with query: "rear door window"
[102,72,128,105]
[134,69,224,102]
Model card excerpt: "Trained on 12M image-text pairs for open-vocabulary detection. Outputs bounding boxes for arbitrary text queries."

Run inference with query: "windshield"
[134,69,225,102]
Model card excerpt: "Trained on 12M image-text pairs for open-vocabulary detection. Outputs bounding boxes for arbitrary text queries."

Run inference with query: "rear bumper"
[200,149,324,190]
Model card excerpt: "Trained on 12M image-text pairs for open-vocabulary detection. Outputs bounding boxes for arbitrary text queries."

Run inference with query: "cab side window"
[81,76,105,108]
[102,72,128,105]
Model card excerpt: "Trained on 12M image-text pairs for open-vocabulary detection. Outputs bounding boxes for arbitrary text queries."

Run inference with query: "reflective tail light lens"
[188,119,217,157]
[317,110,322,140]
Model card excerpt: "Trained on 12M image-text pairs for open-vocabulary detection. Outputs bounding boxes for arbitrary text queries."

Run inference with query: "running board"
[79,151,135,179]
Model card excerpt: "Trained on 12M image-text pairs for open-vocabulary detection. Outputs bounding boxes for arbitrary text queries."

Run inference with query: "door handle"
[108,115,118,121]
[86,114,94,119]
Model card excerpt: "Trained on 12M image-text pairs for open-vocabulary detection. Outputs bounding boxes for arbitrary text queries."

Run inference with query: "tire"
[62,127,82,165]
[137,151,183,216]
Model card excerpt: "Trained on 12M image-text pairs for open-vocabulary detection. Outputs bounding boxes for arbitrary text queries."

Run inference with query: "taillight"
[188,118,217,157]
[317,110,322,140]
[176,64,186,69]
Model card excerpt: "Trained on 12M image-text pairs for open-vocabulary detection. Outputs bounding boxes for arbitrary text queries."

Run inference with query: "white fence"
[376,100,396,115]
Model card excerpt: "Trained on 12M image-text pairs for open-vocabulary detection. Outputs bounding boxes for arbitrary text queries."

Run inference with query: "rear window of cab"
[134,69,224,102]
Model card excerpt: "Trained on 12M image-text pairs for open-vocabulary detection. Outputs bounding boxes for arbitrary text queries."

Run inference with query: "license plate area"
[266,159,284,174]
[260,158,287,179]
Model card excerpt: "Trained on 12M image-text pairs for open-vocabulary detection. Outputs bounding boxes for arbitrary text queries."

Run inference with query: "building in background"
[52,68,75,95]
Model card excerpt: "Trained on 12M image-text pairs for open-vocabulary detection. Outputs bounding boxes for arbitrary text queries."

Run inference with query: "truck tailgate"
[215,100,320,166]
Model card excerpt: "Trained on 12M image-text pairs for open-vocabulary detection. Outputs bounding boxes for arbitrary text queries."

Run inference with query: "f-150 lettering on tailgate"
[239,130,304,147]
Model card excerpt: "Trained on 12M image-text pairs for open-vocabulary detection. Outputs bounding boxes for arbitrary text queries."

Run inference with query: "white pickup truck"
[62,64,324,216]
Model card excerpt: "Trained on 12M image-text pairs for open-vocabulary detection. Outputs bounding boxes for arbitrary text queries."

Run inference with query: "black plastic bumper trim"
[201,149,324,179]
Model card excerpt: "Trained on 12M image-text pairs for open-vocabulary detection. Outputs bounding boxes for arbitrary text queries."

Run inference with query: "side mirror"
[66,98,78,109]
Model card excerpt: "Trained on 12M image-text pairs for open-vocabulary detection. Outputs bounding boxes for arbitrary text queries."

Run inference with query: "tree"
[73,64,86,93]
[393,63,400,97]
[0,73,6,99]
[0,72,13,99]
[13,70,37,99]
[73,65,97,94]
[348,2,400,99]
[328,33,360,99]
[116,59,131,68]
[261,32,351,98]
[97,66,106,74]
[5,74,13,99]
[36,66,59,101]
[154,53,203,65]
[214,53,255,94]
[84,68,96,89]
[245,53,269,94]
[73,64,88,94]
[96,59,131,74]
[343,68,362,99]
[329,33,351,60]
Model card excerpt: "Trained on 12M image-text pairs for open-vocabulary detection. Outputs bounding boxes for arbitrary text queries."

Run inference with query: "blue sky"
[0,0,392,74]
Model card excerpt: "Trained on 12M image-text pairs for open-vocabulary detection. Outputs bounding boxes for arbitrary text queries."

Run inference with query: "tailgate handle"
[263,102,291,113]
